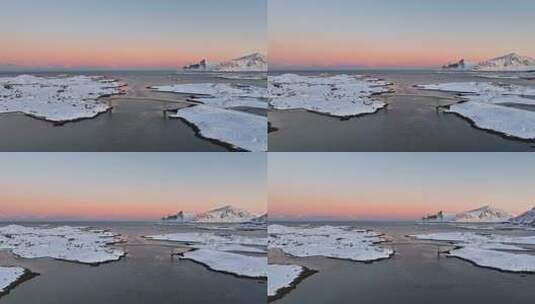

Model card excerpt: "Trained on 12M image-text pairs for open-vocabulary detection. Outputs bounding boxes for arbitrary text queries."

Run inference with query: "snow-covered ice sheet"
[449,247,535,272]
[414,231,535,272]
[0,267,26,293]
[171,105,267,152]
[268,264,307,297]
[416,82,535,140]
[179,249,266,278]
[0,225,125,265]
[0,75,122,122]
[269,225,393,261]
[269,74,392,117]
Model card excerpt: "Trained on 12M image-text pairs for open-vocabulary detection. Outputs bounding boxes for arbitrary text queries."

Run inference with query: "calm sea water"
[0,222,266,304]
[0,71,266,152]
[269,70,535,152]
[269,221,535,304]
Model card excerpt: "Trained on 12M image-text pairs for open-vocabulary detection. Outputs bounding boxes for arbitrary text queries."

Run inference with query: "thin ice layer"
[171,105,267,152]
[152,83,267,109]
[179,249,266,278]
[269,225,393,261]
[0,225,124,264]
[0,75,122,122]
[269,74,391,117]
[145,231,267,253]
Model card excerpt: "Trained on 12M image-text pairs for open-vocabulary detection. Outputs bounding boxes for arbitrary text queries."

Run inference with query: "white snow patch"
[268,264,305,297]
[414,231,535,272]
[269,74,392,117]
[0,267,26,292]
[268,225,393,261]
[171,105,267,152]
[416,82,535,140]
[0,75,122,122]
[0,225,124,264]
[179,249,266,278]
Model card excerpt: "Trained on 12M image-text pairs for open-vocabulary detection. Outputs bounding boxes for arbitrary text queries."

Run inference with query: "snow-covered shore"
[0,225,125,265]
[0,75,123,123]
[268,225,393,262]
[416,82,535,140]
[269,74,392,118]
[413,231,535,273]
[0,267,28,294]
[152,83,267,151]
[268,264,316,301]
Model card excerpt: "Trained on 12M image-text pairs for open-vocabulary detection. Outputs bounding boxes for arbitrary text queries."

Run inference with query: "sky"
[0,153,266,221]
[269,0,535,69]
[0,0,266,69]
[269,153,535,221]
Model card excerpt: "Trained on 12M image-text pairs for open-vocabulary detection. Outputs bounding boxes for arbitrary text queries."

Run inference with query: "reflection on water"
[268,70,535,151]
[269,222,535,304]
[0,222,266,304]
[0,71,266,152]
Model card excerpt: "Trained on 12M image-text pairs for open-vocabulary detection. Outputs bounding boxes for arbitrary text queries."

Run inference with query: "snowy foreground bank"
[269,224,393,261]
[145,231,267,278]
[0,225,125,265]
[416,82,535,140]
[269,74,392,117]
[0,75,123,123]
[413,231,535,272]
[0,267,27,294]
[151,83,267,151]
[267,264,317,301]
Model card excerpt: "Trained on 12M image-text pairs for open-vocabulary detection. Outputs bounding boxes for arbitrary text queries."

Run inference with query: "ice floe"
[0,266,26,293]
[268,225,393,261]
[170,105,267,152]
[0,75,123,123]
[0,225,125,265]
[416,82,535,140]
[413,231,535,272]
[179,249,266,278]
[152,83,267,151]
[269,74,392,117]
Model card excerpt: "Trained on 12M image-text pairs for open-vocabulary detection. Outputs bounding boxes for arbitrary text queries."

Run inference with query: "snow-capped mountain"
[161,211,196,222]
[510,207,535,226]
[421,211,456,222]
[453,205,513,223]
[473,53,535,72]
[214,53,267,72]
[441,59,475,70]
[195,205,258,223]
